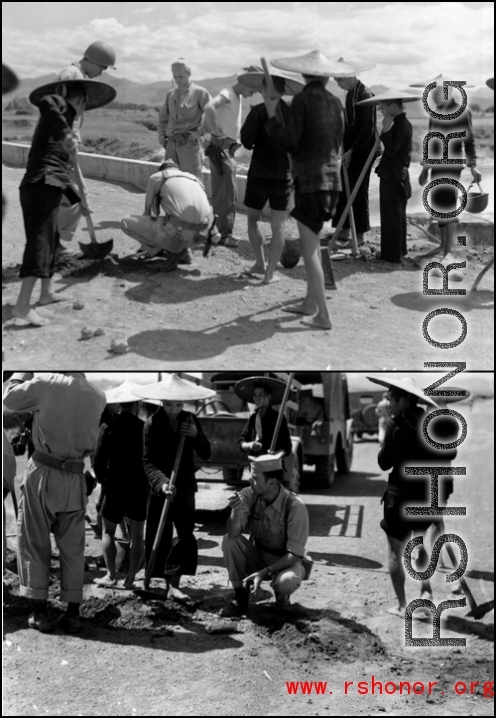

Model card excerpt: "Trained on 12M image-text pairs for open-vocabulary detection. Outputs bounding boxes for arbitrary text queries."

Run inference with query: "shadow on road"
[391,289,494,313]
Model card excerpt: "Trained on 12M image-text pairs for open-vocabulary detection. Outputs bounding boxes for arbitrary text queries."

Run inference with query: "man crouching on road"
[3,372,105,633]
[221,455,310,616]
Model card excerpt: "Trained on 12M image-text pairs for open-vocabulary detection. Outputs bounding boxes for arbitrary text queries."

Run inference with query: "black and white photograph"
[1,2,494,369]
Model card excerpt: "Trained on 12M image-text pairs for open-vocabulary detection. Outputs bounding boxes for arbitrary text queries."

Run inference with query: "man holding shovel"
[11,78,115,326]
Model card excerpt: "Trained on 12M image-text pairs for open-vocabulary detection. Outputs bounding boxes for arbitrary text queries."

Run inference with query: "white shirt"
[215,87,242,140]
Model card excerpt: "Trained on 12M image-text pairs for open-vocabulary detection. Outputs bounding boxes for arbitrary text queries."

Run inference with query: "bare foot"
[386,605,406,618]
[245,264,265,275]
[301,316,332,330]
[116,579,135,591]
[262,272,281,285]
[169,586,192,604]
[11,306,49,326]
[94,574,118,588]
[281,303,316,316]
[36,294,67,306]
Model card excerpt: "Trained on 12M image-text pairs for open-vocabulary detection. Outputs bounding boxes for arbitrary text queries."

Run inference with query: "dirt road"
[3,398,493,716]
[2,165,493,370]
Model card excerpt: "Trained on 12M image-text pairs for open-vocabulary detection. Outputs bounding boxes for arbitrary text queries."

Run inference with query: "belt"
[32,449,85,474]
[167,214,209,233]
[211,137,237,150]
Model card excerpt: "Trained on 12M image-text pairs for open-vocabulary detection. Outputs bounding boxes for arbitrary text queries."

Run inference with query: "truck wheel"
[336,434,353,474]
[314,455,335,487]
[222,467,245,485]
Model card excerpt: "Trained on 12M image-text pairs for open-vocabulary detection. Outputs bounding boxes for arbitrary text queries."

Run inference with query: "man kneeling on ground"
[121,159,219,270]
[221,456,310,616]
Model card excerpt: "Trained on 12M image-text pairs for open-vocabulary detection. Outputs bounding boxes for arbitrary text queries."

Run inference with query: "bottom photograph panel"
[3,370,494,717]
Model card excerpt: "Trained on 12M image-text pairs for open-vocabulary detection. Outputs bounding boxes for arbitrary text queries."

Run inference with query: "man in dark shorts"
[93,382,148,589]
[239,68,303,283]
[368,376,457,618]
[265,51,348,330]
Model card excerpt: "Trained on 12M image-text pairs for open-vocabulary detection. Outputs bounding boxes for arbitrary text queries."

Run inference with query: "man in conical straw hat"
[10,78,116,327]
[264,51,355,330]
[367,375,457,619]
[331,58,377,249]
[92,381,148,590]
[133,375,213,602]
[238,67,304,283]
[358,88,421,264]
[410,75,483,262]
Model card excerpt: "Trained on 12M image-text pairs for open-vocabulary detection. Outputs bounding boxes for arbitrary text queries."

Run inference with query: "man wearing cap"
[332,65,377,248]
[222,460,310,616]
[370,377,457,618]
[92,382,148,590]
[203,74,256,247]
[55,41,117,255]
[264,51,345,330]
[157,58,210,180]
[120,159,219,269]
[3,372,106,633]
[240,69,302,283]
[10,78,115,326]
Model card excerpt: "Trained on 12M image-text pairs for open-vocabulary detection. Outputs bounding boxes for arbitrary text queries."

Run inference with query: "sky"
[2,2,494,89]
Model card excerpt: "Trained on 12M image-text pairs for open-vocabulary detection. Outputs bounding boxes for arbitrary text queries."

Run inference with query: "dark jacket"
[241,101,291,180]
[92,411,147,494]
[376,112,412,178]
[239,406,292,457]
[343,80,377,156]
[143,408,211,497]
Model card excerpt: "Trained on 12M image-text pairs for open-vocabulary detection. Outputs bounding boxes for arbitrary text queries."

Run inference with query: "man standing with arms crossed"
[158,58,210,180]
[3,372,105,633]
[203,73,256,247]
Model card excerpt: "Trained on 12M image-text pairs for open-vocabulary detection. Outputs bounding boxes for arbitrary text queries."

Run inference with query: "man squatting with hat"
[368,376,457,618]
[203,73,256,247]
[120,159,220,270]
[222,455,310,616]
[264,51,345,331]
[10,77,115,326]
[158,58,210,181]
[331,61,377,249]
[239,67,303,284]
[55,41,117,256]
[3,372,106,633]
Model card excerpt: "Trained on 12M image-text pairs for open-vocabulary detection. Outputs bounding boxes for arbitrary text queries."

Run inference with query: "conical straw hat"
[334,57,376,75]
[234,376,287,404]
[2,64,18,95]
[132,373,216,401]
[271,50,357,78]
[105,380,143,404]
[29,79,116,111]
[366,375,439,407]
[356,87,422,105]
[237,66,304,95]
[409,73,474,88]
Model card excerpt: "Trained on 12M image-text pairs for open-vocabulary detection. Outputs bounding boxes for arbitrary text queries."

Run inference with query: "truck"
[192,371,353,491]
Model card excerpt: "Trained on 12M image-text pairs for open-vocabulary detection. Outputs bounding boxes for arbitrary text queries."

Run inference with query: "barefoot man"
[367,375,457,618]
[11,79,115,326]
[264,51,350,330]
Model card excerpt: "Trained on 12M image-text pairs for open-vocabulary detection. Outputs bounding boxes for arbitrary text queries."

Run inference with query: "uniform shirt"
[241,101,291,180]
[237,484,309,557]
[214,86,242,140]
[20,95,79,191]
[3,373,106,461]
[343,80,377,156]
[144,167,212,225]
[266,81,344,193]
[158,82,210,144]
[56,63,87,81]
[3,429,17,493]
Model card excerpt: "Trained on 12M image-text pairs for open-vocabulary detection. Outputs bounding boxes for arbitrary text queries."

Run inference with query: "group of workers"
[4,45,486,331]
[3,371,310,632]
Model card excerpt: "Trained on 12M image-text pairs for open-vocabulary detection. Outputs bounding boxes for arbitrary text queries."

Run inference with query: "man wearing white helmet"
[55,42,117,256]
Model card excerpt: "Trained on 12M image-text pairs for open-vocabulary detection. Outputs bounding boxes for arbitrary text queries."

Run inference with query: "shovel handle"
[145,435,186,584]
[70,151,98,244]
[342,163,359,256]
[269,373,295,453]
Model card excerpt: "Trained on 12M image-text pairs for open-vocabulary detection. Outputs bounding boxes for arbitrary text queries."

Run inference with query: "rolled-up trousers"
[17,458,87,603]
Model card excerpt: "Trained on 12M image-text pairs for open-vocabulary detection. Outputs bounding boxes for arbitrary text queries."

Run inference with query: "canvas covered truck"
[191,371,353,491]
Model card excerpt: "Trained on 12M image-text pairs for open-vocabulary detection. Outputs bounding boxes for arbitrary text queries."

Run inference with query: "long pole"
[329,136,380,251]
[342,164,359,256]
[144,434,186,589]
[269,372,295,452]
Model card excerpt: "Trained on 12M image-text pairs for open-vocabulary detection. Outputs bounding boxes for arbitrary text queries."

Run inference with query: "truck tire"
[222,467,245,485]
[336,434,353,474]
[314,454,335,487]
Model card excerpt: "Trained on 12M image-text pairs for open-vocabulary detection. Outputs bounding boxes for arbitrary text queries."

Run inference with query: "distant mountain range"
[4,72,493,111]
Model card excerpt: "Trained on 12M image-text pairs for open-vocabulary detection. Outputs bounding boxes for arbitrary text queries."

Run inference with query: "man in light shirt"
[204,77,256,247]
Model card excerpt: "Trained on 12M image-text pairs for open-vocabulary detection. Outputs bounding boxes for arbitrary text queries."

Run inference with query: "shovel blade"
[466,599,494,620]
[78,239,114,260]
